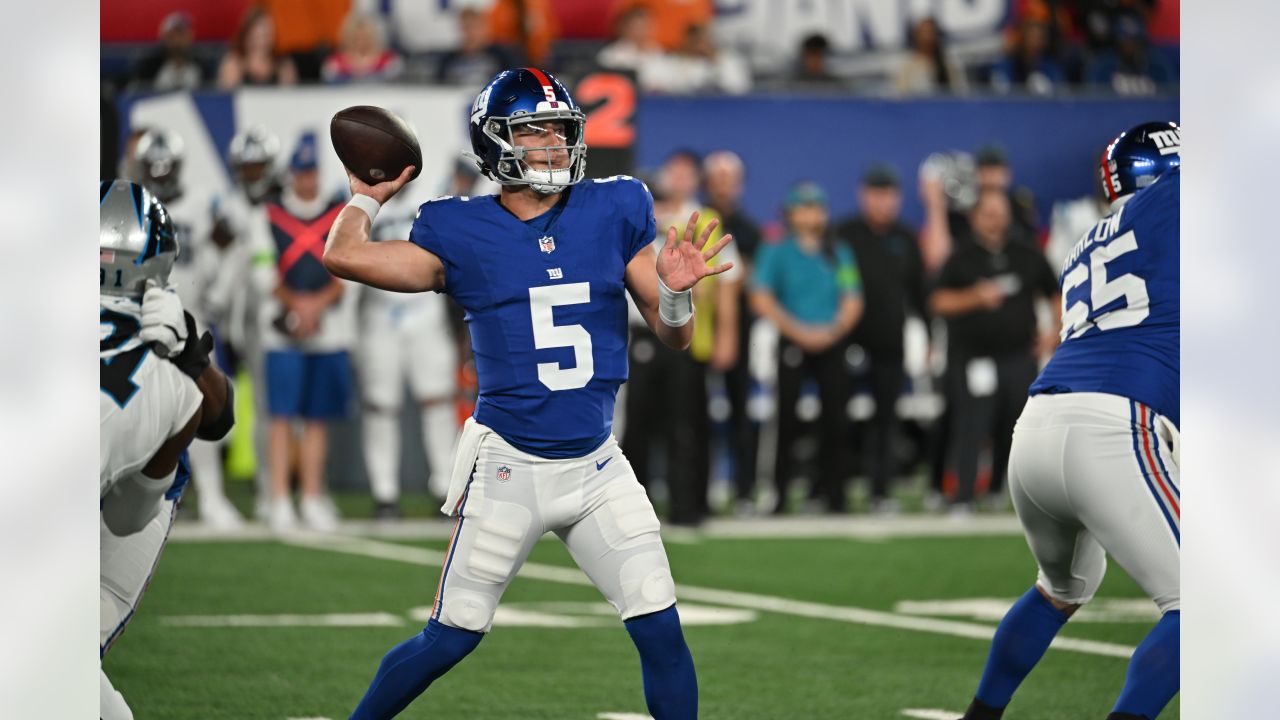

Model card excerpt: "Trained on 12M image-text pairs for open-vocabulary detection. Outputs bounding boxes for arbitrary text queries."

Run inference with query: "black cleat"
[962,698,1005,720]
[372,501,402,522]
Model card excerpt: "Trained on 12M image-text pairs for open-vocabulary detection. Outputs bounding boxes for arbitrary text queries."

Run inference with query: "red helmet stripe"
[1100,145,1118,201]
[523,67,560,107]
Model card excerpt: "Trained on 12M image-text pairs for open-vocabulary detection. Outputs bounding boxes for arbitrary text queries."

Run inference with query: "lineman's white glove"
[139,280,187,357]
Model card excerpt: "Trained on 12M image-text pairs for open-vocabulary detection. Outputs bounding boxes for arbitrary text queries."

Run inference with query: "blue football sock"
[1112,610,1180,719]
[974,586,1071,709]
[349,618,483,720]
[624,604,698,720]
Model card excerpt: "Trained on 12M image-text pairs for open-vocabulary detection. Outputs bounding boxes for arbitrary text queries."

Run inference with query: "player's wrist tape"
[348,194,381,223]
[657,276,694,327]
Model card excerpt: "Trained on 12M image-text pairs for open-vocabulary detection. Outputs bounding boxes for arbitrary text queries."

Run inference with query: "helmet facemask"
[481,109,587,195]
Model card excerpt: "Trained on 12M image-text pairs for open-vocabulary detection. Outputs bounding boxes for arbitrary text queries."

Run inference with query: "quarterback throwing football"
[325,68,733,719]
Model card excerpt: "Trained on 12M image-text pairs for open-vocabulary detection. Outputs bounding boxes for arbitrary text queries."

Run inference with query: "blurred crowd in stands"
[107,0,1178,97]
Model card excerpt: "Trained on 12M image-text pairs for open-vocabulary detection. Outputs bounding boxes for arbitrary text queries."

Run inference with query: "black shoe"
[962,698,1004,720]
[373,501,402,521]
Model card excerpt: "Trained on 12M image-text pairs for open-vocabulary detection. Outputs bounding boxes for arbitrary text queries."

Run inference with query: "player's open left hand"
[345,165,416,207]
[657,210,735,293]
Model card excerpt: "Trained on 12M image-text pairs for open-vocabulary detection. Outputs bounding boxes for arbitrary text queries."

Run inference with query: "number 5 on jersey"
[529,282,594,391]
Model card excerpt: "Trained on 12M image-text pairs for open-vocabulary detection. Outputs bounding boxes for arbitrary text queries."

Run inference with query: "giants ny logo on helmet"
[1098,121,1181,206]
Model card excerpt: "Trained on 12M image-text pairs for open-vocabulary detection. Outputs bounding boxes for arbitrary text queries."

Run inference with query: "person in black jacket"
[930,190,1060,514]
[834,165,926,513]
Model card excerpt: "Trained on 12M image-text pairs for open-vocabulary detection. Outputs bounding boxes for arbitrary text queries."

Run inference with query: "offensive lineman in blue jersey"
[959,122,1181,720]
[324,68,733,719]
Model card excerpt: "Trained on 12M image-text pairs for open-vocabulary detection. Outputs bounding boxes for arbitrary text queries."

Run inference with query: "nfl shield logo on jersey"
[496,465,512,483]
[538,235,555,253]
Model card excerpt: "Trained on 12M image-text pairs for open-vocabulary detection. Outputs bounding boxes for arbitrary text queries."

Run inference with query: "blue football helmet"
[1098,121,1180,207]
[467,67,587,194]
[100,180,179,299]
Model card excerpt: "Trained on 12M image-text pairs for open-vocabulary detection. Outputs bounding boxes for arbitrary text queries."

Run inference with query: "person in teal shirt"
[750,181,864,514]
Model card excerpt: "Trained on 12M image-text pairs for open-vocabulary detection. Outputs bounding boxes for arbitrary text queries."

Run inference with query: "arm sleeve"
[834,243,862,296]
[622,179,658,264]
[409,204,450,293]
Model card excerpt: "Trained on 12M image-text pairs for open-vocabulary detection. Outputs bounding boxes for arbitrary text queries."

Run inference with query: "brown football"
[329,105,423,186]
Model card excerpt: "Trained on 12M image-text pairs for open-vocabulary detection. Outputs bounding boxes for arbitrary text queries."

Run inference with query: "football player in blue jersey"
[324,68,733,719]
[958,122,1180,720]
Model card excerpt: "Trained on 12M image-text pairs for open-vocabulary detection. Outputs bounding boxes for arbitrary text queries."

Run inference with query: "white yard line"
[169,514,1025,543]
[901,709,964,720]
[161,612,405,628]
[284,535,1135,659]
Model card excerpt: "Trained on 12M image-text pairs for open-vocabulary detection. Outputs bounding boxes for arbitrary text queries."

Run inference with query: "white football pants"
[430,419,677,633]
[1009,392,1180,612]
[358,298,457,501]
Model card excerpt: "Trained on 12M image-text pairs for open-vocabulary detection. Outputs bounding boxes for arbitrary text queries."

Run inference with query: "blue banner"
[635,95,1180,228]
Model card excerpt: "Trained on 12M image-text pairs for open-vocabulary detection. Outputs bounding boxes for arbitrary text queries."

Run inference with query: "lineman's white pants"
[1009,392,1180,612]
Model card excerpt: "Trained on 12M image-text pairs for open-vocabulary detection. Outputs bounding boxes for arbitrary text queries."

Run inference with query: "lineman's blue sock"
[624,604,698,720]
[349,618,483,720]
[974,586,1071,710]
[1111,610,1180,719]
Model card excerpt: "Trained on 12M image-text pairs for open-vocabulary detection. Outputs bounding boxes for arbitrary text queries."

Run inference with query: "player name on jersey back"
[1031,168,1180,426]
[410,177,656,458]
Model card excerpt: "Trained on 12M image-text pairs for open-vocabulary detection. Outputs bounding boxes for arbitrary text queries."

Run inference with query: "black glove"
[167,311,214,380]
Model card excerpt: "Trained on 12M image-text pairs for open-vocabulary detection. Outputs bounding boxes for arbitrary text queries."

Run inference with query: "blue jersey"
[1031,167,1179,426]
[410,177,655,458]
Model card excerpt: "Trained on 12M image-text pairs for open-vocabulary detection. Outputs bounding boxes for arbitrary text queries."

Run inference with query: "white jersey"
[163,192,216,318]
[99,298,202,498]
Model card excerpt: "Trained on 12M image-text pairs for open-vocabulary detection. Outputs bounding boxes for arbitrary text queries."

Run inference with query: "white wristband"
[347,194,381,223]
[657,276,694,327]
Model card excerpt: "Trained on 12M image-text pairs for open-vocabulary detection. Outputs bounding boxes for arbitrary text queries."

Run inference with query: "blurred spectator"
[974,145,1040,247]
[132,12,204,91]
[751,182,863,515]
[703,151,763,513]
[1077,0,1157,51]
[1089,15,1173,95]
[322,11,403,83]
[613,0,714,52]
[834,165,926,513]
[487,0,558,66]
[261,0,350,82]
[597,5,663,73]
[639,23,752,95]
[929,190,1060,514]
[919,145,1039,272]
[625,150,740,526]
[793,34,842,86]
[990,19,1066,95]
[218,6,299,89]
[436,8,518,86]
[892,18,967,96]
[253,133,353,533]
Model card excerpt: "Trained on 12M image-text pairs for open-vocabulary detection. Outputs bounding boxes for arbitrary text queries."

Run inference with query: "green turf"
[104,533,1178,719]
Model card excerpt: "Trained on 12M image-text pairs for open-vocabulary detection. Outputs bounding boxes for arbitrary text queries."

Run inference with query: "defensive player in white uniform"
[132,127,246,530]
[959,122,1180,720]
[325,68,732,719]
[359,210,458,517]
[100,180,236,719]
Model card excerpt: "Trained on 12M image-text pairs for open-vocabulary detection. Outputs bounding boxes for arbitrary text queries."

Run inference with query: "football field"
[105,517,1177,719]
